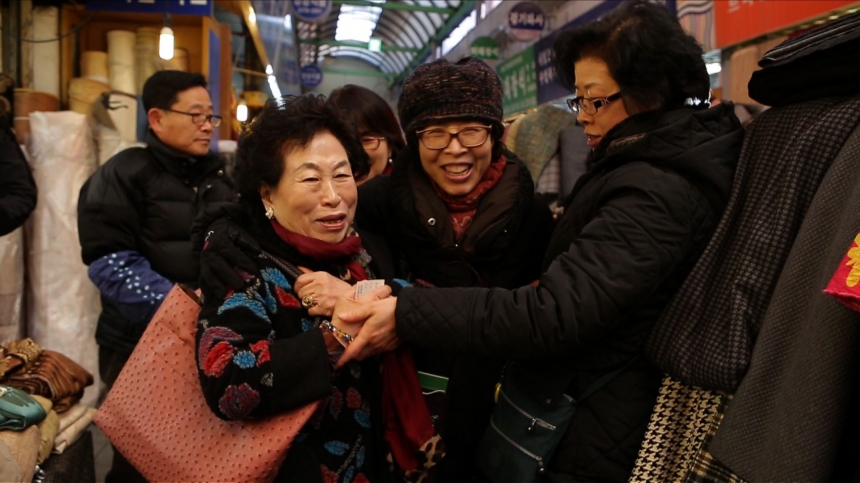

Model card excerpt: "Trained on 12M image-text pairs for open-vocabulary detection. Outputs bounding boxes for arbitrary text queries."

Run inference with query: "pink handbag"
[94,285,319,482]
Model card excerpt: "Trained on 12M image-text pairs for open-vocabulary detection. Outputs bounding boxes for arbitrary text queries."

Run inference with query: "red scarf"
[270,220,367,281]
[432,155,507,240]
[271,219,437,472]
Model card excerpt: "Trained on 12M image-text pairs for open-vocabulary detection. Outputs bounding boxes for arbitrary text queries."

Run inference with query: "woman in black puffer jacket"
[334,2,744,482]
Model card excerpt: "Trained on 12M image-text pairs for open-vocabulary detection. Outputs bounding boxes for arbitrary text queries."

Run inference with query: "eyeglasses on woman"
[566,92,623,116]
[416,125,492,150]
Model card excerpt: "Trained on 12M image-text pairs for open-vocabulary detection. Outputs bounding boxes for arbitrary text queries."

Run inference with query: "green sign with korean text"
[496,46,537,115]
[469,36,500,61]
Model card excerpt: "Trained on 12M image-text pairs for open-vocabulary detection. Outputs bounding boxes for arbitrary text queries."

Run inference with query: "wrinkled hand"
[197,213,261,300]
[333,289,400,368]
[294,267,353,317]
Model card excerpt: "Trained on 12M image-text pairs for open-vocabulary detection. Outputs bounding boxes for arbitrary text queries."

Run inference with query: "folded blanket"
[3,350,93,412]
[55,404,88,434]
[32,395,58,464]
[0,425,40,483]
[52,407,95,454]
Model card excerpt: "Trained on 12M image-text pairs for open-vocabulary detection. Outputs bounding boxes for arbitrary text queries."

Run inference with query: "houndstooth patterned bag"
[629,376,744,483]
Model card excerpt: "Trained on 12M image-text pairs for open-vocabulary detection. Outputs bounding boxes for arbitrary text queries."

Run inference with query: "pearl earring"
[265,206,275,219]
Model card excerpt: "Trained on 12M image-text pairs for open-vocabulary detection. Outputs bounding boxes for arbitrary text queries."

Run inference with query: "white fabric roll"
[81,51,108,80]
[107,30,136,94]
[0,227,25,344]
[105,92,138,143]
[31,7,60,98]
[26,111,101,407]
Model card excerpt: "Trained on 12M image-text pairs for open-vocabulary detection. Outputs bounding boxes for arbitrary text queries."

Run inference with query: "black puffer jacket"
[0,114,37,236]
[78,131,234,354]
[393,104,743,482]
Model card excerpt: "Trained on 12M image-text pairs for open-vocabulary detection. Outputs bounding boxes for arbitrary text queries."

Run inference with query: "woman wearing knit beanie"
[354,56,555,481]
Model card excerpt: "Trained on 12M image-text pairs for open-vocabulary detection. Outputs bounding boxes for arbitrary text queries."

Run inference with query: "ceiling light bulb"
[236,102,248,122]
[159,26,175,60]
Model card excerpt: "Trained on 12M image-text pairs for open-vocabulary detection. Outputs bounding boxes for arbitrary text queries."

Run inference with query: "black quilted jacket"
[78,130,234,354]
[394,104,743,482]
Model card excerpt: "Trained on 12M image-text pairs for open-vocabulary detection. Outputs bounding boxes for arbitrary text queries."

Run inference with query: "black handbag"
[476,359,635,482]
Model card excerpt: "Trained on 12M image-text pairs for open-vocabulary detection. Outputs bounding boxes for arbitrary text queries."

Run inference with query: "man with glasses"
[77,70,233,482]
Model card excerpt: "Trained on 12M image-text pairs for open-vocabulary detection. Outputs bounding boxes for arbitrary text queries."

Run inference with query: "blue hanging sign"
[290,0,332,23]
[506,2,546,42]
[300,65,324,88]
[85,0,213,16]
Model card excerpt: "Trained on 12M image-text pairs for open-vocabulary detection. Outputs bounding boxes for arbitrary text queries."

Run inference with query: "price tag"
[355,279,385,299]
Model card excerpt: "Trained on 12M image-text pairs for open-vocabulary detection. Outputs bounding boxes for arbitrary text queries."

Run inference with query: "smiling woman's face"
[260,130,358,243]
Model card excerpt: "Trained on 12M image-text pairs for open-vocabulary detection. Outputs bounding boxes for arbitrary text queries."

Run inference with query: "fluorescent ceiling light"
[284,14,292,28]
[266,64,274,75]
[268,75,281,98]
[368,38,382,52]
[335,0,385,43]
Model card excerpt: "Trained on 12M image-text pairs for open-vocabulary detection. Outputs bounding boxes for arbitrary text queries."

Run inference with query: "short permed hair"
[234,94,370,213]
[328,85,406,157]
[553,1,710,113]
[142,71,208,111]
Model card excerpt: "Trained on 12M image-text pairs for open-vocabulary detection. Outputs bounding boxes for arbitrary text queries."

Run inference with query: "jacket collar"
[145,129,222,181]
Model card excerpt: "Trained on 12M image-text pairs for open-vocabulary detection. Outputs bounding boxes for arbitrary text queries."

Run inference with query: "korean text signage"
[714,0,857,48]
[469,37,501,61]
[300,65,324,88]
[507,2,546,42]
[290,0,332,23]
[85,0,213,16]
[497,46,537,115]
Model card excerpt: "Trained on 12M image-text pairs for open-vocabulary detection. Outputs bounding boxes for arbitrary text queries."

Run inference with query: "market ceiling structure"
[295,0,475,85]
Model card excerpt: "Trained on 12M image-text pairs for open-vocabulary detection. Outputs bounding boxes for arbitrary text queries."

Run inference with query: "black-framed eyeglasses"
[566,92,623,115]
[360,136,386,150]
[164,108,222,127]
[416,125,492,150]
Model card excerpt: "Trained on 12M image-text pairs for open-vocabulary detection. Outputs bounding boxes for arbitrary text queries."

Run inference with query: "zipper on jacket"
[489,419,544,463]
[500,389,557,430]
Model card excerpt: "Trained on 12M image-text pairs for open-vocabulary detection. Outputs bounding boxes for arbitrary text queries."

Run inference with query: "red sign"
[714,0,859,48]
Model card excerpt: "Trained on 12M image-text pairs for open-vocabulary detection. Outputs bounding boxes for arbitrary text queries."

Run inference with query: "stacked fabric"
[0,338,95,480]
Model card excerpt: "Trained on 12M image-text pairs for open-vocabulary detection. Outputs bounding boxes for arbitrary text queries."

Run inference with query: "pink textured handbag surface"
[94,285,319,483]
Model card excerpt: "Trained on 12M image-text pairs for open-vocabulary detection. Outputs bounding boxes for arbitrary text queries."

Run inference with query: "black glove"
[192,203,261,300]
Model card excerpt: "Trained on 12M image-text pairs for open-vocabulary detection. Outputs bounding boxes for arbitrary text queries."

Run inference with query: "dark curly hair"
[234,94,369,213]
[328,85,406,157]
[553,1,710,113]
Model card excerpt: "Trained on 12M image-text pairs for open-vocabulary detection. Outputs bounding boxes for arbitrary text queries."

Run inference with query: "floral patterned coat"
[196,212,400,483]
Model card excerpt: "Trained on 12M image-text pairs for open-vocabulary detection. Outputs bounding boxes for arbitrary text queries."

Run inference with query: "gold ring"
[301,295,315,308]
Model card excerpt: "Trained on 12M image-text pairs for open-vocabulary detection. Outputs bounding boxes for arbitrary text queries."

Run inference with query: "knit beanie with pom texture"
[397,56,504,135]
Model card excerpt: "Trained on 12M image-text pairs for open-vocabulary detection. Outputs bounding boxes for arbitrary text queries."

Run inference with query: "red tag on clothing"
[824,233,860,313]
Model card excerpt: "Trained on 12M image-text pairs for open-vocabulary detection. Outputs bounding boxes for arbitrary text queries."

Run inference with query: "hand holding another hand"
[332,286,400,368]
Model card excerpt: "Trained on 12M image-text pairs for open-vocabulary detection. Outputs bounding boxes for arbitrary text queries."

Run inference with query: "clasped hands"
[295,269,400,367]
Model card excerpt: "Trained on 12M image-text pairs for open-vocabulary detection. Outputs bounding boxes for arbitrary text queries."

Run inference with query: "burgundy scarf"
[432,155,507,240]
[270,219,438,473]
[270,220,368,281]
